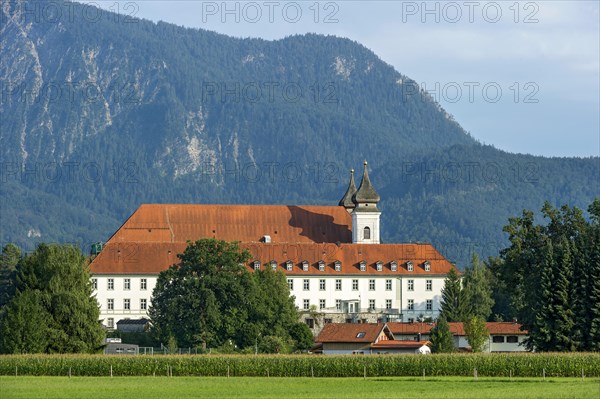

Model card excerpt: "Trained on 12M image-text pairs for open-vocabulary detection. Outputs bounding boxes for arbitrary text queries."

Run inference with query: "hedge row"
[1,353,599,377]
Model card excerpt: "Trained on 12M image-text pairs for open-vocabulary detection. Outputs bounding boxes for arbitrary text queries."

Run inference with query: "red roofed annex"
[90,162,458,332]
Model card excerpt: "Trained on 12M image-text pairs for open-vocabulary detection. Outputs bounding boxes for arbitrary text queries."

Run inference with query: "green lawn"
[1,376,598,399]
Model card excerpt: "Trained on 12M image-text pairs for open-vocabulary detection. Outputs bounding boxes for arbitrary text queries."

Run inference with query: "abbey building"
[90,162,457,332]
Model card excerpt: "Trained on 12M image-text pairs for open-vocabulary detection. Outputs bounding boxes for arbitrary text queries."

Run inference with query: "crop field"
[1,376,599,399]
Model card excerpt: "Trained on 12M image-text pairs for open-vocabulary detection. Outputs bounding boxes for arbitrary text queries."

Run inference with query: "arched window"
[363,226,371,240]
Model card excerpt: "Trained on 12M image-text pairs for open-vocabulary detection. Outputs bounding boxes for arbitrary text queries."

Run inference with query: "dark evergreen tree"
[0,244,21,313]
[462,254,494,321]
[529,240,555,351]
[440,268,467,322]
[429,316,455,353]
[551,238,576,351]
[586,200,600,350]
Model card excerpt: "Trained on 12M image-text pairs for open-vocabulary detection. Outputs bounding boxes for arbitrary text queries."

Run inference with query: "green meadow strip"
[0,353,598,377]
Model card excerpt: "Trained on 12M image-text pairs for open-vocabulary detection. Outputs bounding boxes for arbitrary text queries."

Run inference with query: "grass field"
[1,376,598,399]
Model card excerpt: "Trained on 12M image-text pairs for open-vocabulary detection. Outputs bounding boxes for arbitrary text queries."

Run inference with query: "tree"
[462,254,494,321]
[289,322,314,352]
[429,316,455,353]
[464,316,489,353]
[0,244,104,354]
[0,244,21,313]
[149,239,300,350]
[440,268,467,322]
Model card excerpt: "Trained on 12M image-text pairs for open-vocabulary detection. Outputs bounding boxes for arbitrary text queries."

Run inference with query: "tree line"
[431,199,600,353]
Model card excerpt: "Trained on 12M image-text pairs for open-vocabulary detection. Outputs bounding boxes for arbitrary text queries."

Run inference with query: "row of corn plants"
[0,353,598,377]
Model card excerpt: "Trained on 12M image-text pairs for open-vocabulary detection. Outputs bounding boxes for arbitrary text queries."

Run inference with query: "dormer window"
[318,261,325,272]
[286,260,293,271]
[334,261,341,272]
[359,261,366,272]
[407,261,413,272]
[356,332,366,338]
[376,261,383,272]
[302,261,309,271]
[253,261,261,271]
[270,260,277,271]
[424,261,431,272]
[390,261,397,272]
[363,226,371,240]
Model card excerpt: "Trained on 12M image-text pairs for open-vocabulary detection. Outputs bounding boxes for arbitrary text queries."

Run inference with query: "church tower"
[351,161,381,244]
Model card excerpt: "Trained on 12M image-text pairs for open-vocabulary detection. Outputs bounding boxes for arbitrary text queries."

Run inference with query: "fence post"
[422,368,425,380]
[15,366,17,377]
[227,365,230,378]
[69,367,71,378]
[474,368,478,381]
[509,369,512,381]
[581,368,584,381]
[543,368,545,381]
[364,365,366,379]
[110,365,113,378]
[311,365,314,378]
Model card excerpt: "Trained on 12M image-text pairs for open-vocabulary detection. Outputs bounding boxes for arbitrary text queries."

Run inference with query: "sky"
[85,0,599,158]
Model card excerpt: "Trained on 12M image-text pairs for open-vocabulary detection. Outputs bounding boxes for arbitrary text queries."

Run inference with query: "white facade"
[92,274,155,328]
[93,273,446,328]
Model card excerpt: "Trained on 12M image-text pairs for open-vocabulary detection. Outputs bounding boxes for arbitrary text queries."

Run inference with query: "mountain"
[1,0,598,266]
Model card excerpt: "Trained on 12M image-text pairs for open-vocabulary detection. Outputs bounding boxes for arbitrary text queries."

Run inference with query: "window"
[407,279,414,291]
[324,318,333,324]
[426,299,432,311]
[386,299,392,310]
[407,299,414,310]
[493,336,505,343]
[369,279,375,291]
[335,299,342,310]
[286,261,293,271]
[390,261,397,272]
[408,317,415,323]
[319,279,326,291]
[319,299,326,310]
[376,261,383,272]
[140,278,147,290]
[318,261,325,271]
[426,279,432,291]
[124,299,130,310]
[302,261,309,271]
[334,261,341,271]
[270,260,277,270]
[352,279,359,291]
[356,332,366,338]
[305,318,314,328]
[363,226,371,240]
[253,261,260,270]
[107,298,114,310]
[507,336,519,343]
[288,279,294,290]
[369,299,376,310]
[303,299,310,310]
[424,261,431,272]
[335,279,342,290]
[108,278,114,290]
[303,279,310,291]
[359,261,366,272]
[92,278,97,290]
[124,278,130,290]
[107,318,114,329]
[140,299,147,310]
[407,261,413,272]
[385,279,392,291]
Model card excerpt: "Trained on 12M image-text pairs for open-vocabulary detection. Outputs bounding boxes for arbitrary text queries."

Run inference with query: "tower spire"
[339,169,357,212]
[352,160,380,210]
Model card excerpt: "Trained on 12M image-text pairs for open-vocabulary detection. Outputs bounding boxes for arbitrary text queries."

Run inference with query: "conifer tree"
[462,254,494,321]
[530,241,556,351]
[429,316,455,353]
[440,268,467,322]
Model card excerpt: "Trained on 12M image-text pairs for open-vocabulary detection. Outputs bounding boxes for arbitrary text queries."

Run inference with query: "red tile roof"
[388,322,527,336]
[90,241,456,275]
[370,340,430,349]
[107,204,352,244]
[89,204,456,276]
[316,323,391,343]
